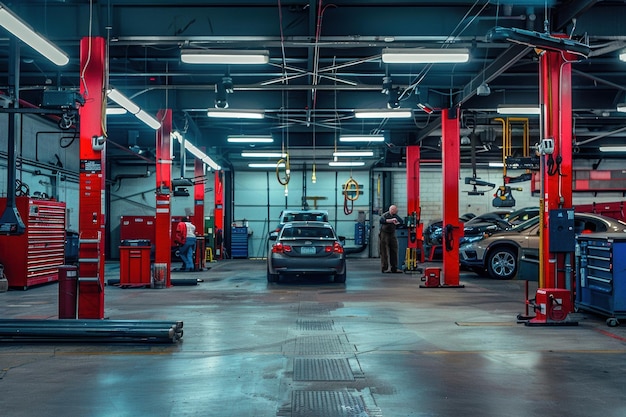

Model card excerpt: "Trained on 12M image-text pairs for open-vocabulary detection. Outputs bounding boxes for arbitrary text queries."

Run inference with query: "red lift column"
[406,146,423,266]
[539,50,574,290]
[214,171,225,259]
[155,110,172,287]
[192,156,206,270]
[441,108,464,288]
[77,37,106,318]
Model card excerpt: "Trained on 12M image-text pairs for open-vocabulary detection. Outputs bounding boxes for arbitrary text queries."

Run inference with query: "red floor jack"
[517,288,578,326]
[419,267,441,288]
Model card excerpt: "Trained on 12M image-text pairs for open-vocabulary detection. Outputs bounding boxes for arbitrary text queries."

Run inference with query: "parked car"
[459,212,626,280]
[268,209,329,240]
[267,221,346,283]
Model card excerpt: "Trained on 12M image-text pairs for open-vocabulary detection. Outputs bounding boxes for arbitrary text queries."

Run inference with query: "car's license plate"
[300,246,316,255]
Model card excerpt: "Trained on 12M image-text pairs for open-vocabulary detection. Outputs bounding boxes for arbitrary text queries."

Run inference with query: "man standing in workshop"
[176,216,197,272]
[379,204,404,273]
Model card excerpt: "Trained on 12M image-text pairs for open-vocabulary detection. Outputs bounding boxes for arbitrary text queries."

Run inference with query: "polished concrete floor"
[1,257,626,417]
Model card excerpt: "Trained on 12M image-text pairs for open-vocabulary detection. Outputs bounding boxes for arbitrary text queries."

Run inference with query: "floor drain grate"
[288,389,383,417]
[294,358,354,381]
[296,320,335,331]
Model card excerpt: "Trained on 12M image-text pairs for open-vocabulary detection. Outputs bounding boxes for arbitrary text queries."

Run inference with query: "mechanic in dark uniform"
[379,204,404,273]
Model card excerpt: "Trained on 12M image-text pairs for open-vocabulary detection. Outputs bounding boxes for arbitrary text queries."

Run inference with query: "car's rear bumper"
[268,256,345,275]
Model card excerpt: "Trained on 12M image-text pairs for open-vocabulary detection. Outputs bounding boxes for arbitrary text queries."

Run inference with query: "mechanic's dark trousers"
[379,231,399,272]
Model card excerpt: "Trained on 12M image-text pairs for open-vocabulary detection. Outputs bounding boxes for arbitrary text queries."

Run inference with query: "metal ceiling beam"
[552,0,603,32]
[455,44,533,107]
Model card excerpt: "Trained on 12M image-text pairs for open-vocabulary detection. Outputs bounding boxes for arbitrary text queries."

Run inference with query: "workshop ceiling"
[3,0,626,171]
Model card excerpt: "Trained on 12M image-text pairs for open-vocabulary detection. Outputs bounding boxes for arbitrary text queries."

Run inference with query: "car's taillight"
[326,242,344,253]
[272,243,292,253]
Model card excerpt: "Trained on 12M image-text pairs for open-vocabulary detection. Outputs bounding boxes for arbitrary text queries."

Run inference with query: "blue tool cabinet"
[231,226,249,258]
[576,233,626,326]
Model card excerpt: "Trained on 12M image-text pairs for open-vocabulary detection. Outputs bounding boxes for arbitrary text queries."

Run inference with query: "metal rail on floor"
[0,319,183,343]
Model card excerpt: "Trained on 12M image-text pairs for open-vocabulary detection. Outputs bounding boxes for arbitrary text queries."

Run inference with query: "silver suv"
[269,210,329,240]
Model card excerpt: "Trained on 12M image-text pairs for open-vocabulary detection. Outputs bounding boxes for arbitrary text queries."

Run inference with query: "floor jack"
[517,288,578,326]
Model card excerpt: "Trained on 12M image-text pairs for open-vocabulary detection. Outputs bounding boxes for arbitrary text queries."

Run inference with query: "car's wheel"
[486,246,517,280]
[334,271,346,283]
[267,267,279,283]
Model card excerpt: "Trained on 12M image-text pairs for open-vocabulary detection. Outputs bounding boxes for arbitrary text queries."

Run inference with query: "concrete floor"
[1,257,626,417]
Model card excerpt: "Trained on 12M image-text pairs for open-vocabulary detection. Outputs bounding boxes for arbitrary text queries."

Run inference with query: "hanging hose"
[343,177,359,215]
[276,156,290,186]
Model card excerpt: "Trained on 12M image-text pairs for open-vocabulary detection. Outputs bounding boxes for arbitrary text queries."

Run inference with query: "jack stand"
[517,288,578,326]
[419,267,465,288]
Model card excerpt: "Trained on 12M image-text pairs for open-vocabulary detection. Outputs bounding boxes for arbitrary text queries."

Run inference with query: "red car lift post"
[214,171,225,259]
[524,48,576,325]
[422,108,464,288]
[192,155,206,270]
[77,37,106,318]
[406,146,424,268]
[155,110,172,287]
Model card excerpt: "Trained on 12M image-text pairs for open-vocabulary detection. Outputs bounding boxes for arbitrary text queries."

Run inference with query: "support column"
[441,108,463,287]
[539,50,574,289]
[406,146,423,264]
[214,170,225,259]
[77,37,106,318]
[192,156,206,270]
[155,110,172,286]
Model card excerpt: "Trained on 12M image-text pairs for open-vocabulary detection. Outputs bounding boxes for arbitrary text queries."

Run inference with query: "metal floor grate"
[296,319,335,331]
[294,358,354,381]
[289,389,383,417]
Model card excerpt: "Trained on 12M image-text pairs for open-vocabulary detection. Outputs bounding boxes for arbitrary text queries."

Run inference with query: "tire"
[486,246,517,280]
[334,271,346,283]
[267,266,279,283]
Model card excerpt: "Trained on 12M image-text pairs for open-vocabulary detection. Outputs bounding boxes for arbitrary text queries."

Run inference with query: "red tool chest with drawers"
[0,197,66,289]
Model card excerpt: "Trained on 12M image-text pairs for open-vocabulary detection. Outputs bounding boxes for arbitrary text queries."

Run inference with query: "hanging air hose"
[343,177,359,215]
[276,155,290,186]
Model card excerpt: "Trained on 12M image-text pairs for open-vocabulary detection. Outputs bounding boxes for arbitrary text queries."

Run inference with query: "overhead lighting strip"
[382,48,470,64]
[173,131,221,170]
[107,88,161,129]
[227,135,273,143]
[354,109,412,119]
[339,135,385,142]
[0,2,69,66]
[207,109,265,119]
[181,49,270,65]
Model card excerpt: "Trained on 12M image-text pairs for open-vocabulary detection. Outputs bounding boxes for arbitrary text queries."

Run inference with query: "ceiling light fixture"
[107,88,161,129]
[241,152,286,158]
[496,104,541,115]
[106,107,127,115]
[599,146,626,153]
[181,49,269,65]
[328,161,366,167]
[617,103,626,112]
[173,131,221,170]
[339,135,385,142]
[0,3,69,66]
[620,52,626,62]
[354,109,412,119]
[227,135,273,143]
[332,151,374,157]
[207,109,265,119]
[382,48,470,64]
[249,162,286,168]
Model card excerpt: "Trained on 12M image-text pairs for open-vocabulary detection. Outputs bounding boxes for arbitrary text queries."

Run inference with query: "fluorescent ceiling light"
[207,109,264,119]
[106,107,127,115]
[339,135,385,142]
[329,161,366,167]
[241,152,286,158]
[599,146,626,153]
[107,88,161,129]
[382,48,470,64]
[620,52,626,62]
[248,162,286,168]
[181,49,269,65]
[617,103,626,112]
[173,131,221,170]
[227,135,273,143]
[0,3,69,66]
[135,110,161,130]
[333,151,374,157]
[354,109,412,119]
[497,105,541,115]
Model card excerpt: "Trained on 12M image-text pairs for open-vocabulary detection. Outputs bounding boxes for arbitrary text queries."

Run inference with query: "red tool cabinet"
[0,197,66,289]
[119,242,152,287]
